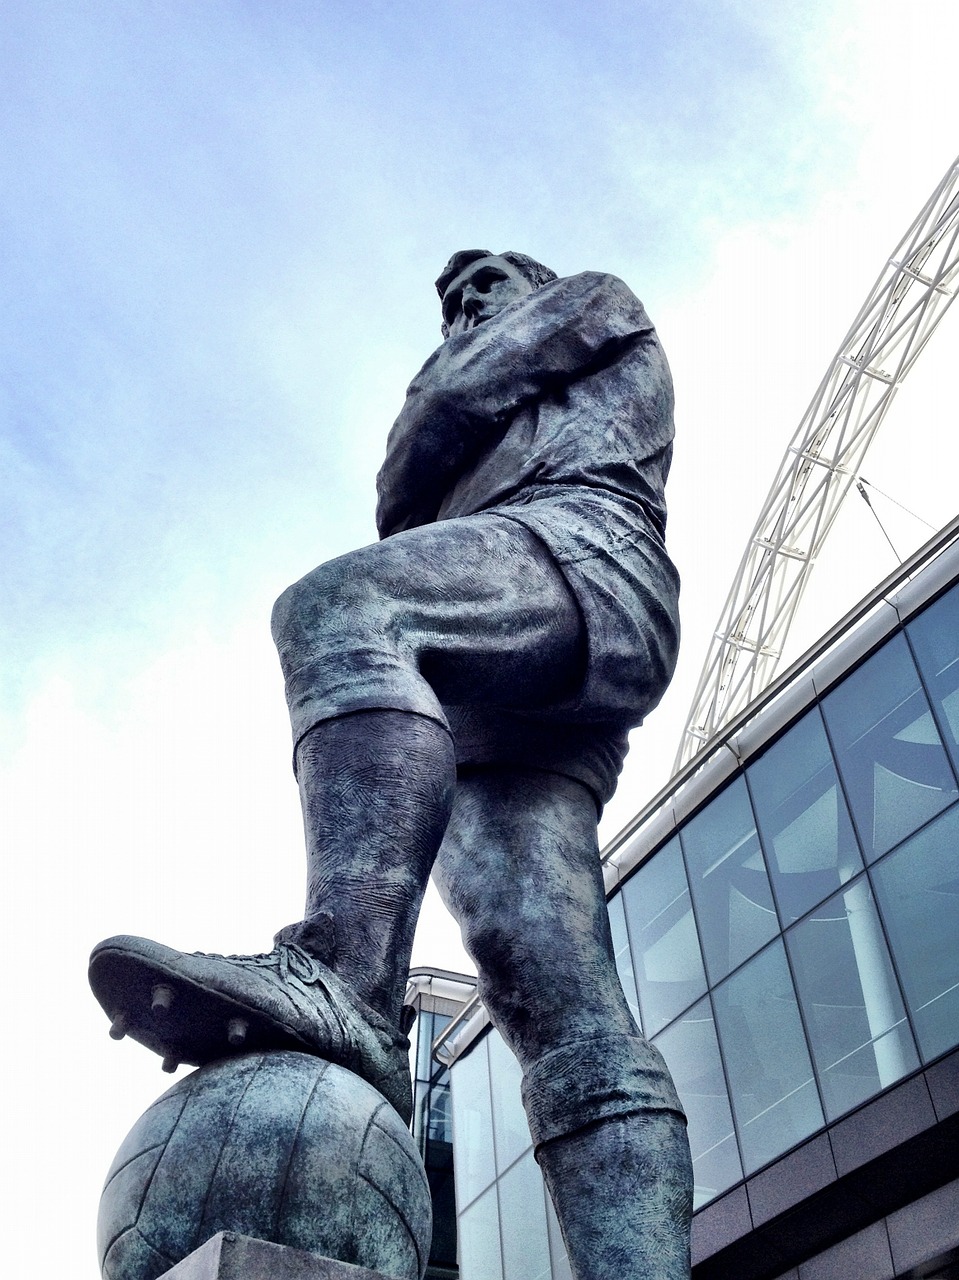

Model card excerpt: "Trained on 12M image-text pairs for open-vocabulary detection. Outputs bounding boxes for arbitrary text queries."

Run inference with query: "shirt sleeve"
[429,272,653,421]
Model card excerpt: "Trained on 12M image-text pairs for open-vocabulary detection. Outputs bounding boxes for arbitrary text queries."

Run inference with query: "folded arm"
[376,272,653,537]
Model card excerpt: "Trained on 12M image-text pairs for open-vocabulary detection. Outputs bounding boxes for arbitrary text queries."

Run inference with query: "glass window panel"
[786,876,918,1120]
[414,1010,452,1085]
[423,1085,457,1270]
[713,941,824,1173]
[430,1012,451,1068]
[908,583,959,775]
[654,996,742,1209]
[425,1077,454,1146]
[623,838,708,1036]
[450,1038,496,1209]
[457,1183,503,1280]
[499,1149,551,1280]
[822,633,958,861]
[488,1031,531,1174]
[414,1080,431,1147]
[607,892,642,1030]
[871,804,959,1062]
[749,709,863,923]
[681,776,779,984]
[415,1009,436,1083]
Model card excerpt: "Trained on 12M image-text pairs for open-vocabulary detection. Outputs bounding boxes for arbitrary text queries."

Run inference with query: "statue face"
[441,256,534,337]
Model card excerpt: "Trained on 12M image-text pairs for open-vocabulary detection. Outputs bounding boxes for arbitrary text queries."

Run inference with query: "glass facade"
[449,572,959,1277]
[409,994,466,1277]
[617,835,707,1037]
[450,1033,569,1280]
[821,633,957,862]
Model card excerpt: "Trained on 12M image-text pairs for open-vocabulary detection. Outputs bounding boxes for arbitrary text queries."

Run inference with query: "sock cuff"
[521,1033,686,1148]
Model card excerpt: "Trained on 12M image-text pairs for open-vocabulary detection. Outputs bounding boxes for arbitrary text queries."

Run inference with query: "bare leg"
[434,769,692,1280]
[435,769,636,1057]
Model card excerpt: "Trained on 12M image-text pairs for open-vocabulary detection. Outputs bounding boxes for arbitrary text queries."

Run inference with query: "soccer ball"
[98,1051,431,1280]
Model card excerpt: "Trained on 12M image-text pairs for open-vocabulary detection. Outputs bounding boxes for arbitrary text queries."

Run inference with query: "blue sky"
[2,0,864,712]
[3,3,959,1275]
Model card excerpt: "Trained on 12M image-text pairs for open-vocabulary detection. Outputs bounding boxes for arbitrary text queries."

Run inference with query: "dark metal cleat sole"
[89,943,311,1070]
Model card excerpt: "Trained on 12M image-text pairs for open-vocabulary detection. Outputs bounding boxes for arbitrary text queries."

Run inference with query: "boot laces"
[191,942,324,986]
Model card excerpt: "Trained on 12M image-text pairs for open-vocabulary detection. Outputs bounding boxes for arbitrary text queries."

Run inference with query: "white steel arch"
[677,154,959,771]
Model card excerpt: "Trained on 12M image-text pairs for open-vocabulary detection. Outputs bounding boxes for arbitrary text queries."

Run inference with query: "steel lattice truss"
[677,155,959,771]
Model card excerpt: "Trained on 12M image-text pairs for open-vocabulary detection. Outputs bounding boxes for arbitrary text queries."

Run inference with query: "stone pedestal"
[158,1232,392,1280]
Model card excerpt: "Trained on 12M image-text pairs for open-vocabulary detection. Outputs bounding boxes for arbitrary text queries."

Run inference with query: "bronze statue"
[91,251,692,1278]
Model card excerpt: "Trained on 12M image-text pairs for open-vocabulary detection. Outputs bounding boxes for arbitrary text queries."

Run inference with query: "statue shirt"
[375,271,680,728]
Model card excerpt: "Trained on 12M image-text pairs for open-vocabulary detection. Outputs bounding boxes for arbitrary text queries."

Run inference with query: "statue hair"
[435,250,558,336]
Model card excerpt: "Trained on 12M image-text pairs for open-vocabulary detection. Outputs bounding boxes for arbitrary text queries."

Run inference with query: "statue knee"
[465,914,551,1058]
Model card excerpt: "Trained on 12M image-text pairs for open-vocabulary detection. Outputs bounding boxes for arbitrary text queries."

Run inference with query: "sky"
[3,3,959,1275]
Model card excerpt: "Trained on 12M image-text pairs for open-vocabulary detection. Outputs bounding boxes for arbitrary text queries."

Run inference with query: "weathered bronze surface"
[97,1053,430,1280]
[91,251,692,1278]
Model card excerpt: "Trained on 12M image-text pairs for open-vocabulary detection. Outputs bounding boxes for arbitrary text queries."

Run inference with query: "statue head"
[435,250,557,338]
